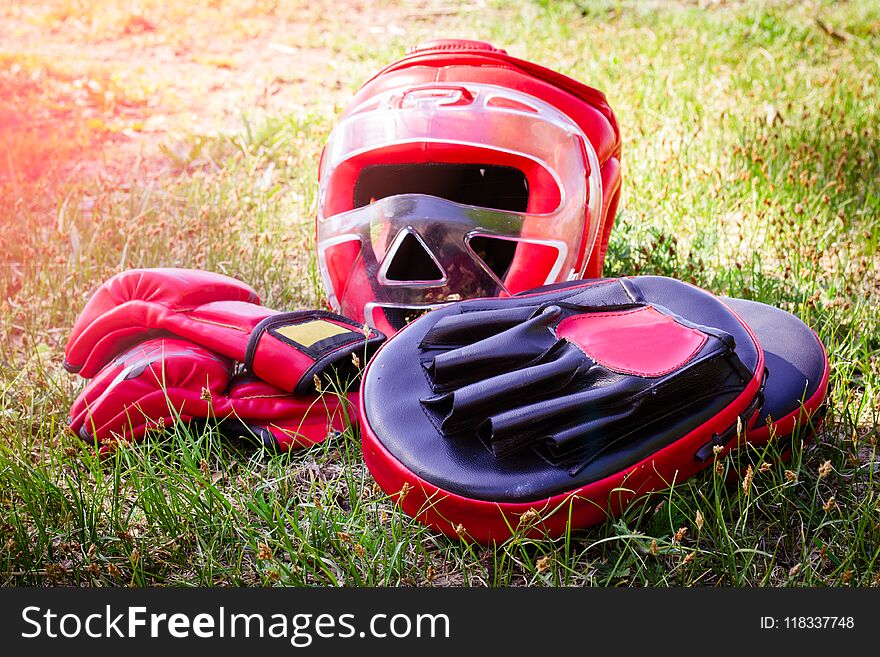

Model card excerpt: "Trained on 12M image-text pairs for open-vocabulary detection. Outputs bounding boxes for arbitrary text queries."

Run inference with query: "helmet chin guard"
[316,40,621,335]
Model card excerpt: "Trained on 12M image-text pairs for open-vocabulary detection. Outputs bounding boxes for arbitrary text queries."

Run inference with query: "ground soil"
[0,0,465,190]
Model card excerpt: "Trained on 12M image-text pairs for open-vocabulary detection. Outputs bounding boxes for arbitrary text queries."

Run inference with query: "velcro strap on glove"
[245,310,384,395]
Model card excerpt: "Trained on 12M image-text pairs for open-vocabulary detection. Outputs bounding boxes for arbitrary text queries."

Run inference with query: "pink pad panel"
[555,306,707,378]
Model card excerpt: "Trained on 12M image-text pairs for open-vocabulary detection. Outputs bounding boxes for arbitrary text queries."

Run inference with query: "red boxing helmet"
[316,39,622,335]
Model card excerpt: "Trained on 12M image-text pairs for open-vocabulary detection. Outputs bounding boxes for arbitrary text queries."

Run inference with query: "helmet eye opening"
[353,163,529,212]
[380,229,447,286]
[468,235,516,282]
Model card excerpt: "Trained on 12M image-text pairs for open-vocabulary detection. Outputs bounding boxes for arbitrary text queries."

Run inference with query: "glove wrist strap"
[245,310,384,394]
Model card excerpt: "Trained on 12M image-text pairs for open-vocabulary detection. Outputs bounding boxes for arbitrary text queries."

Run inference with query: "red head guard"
[317,39,622,335]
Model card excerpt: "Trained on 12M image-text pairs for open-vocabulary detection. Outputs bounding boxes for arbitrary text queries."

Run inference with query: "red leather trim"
[556,306,708,378]
[358,47,620,158]
[504,241,565,293]
[583,157,622,278]
[735,328,830,448]
[349,64,619,164]
[323,142,560,217]
[359,298,766,543]
[407,39,507,55]
[323,239,363,306]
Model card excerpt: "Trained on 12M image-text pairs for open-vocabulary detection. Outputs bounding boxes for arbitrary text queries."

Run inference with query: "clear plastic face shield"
[317,83,603,328]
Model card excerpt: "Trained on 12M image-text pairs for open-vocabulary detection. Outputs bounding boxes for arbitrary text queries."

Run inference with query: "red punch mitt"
[64,268,384,394]
[69,338,354,453]
[360,276,828,542]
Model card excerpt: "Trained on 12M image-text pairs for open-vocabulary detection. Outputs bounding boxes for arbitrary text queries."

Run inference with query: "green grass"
[1,0,878,586]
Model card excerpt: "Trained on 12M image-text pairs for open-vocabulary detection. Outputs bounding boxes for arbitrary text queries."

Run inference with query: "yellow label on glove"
[275,320,352,347]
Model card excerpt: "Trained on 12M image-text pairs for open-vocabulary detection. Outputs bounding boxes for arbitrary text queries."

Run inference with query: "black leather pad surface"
[362,276,761,503]
[722,298,826,428]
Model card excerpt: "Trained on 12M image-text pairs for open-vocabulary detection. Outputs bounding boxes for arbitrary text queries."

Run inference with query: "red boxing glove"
[64,268,384,394]
[69,338,354,453]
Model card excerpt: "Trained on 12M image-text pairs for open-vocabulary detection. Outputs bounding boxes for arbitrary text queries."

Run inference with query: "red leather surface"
[322,142,560,217]
[69,338,350,453]
[504,241,566,293]
[65,269,330,393]
[326,250,380,328]
[249,333,320,393]
[584,156,622,278]
[406,39,507,55]
[323,240,363,307]
[556,306,708,377]
[65,268,259,374]
[357,40,620,161]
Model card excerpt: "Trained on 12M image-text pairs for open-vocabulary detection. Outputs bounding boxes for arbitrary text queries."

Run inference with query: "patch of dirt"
[0,0,470,194]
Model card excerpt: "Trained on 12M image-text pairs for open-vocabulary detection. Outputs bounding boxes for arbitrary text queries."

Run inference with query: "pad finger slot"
[544,407,635,464]
[477,376,647,458]
[556,278,640,308]
[419,305,539,348]
[421,342,587,431]
[425,305,561,387]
